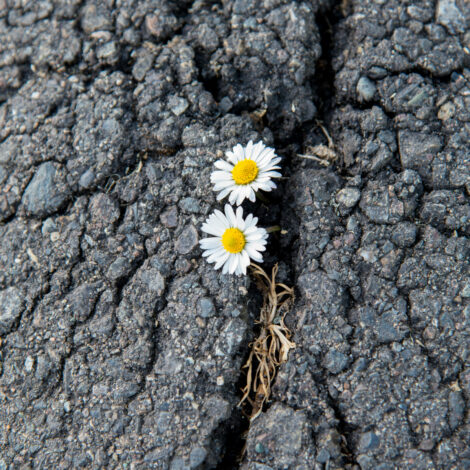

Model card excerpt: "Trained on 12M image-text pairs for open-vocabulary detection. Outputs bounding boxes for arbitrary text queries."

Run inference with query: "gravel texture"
[0,0,468,469]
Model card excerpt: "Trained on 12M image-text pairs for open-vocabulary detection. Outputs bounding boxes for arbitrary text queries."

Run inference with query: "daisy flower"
[200,204,268,275]
[211,140,282,206]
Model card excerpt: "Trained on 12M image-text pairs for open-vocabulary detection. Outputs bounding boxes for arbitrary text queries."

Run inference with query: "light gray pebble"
[189,447,207,468]
[197,297,215,318]
[22,162,68,217]
[169,96,189,116]
[323,349,350,374]
[24,356,34,372]
[79,168,95,189]
[337,187,361,208]
[0,286,24,335]
[359,431,380,451]
[179,197,200,214]
[175,225,199,254]
[357,77,376,101]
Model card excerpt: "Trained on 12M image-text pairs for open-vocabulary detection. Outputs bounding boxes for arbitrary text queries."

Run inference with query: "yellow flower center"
[232,159,258,185]
[221,228,246,254]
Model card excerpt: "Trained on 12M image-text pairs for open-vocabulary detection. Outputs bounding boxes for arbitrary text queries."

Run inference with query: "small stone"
[189,447,207,468]
[254,464,273,470]
[368,66,387,79]
[22,162,69,217]
[323,349,349,374]
[449,391,465,429]
[132,52,154,81]
[437,102,455,121]
[357,77,376,101]
[359,431,380,451]
[219,96,233,113]
[197,298,215,318]
[145,11,179,40]
[316,449,330,463]
[112,379,140,403]
[67,284,100,323]
[436,0,466,34]
[423,326,437,340]
[24,356,34,372]
[169,96,189,117]
[392,222,417,248]
[175,225,199,254]
[214,319,246,357]
[0,286,24,335]
[398,131,443,178]
[156,412,171,433]
[337,187,361,208]
[42,217,57,235]
[461,282,470,298]
[107,257,132,281]
[81,4,112,34]
[419,439,435,451]
[160,206,179,228]
[138,266,166,297]
[96,41,118,61]
[255,442,265,454]
[360,185,404,224]
[79,168,95,189]
[179,197,200,214]
[170,458,187,470]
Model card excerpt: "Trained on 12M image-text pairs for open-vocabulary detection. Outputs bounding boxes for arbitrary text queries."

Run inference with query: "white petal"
[225,204,238,227]
[236,206,244,227]
[222,257,231,274]
[246,242,267,252]
[201,222,224,236]
[228,189,238,205]
[246,246,263,262]
[256,149,276,167]
[258,170,282,178]
[256,182,276,192]
[244,227,263,237]
[229,254,238,274]
[216,187,233,201]
[207,248,228,262]
[244,213,253,228]
[244,140,254,159]
[214,181,235,191]
[211,170,233,182]
[243,228,259,238]
[236,188,245,206]
[214,251,230,269]
[200,237,221,249]
[214,160,234,171]
[233,144,245,162]
[241,250,251,270]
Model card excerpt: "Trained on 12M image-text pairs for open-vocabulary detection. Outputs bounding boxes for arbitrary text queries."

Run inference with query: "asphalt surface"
[0,0,469,469]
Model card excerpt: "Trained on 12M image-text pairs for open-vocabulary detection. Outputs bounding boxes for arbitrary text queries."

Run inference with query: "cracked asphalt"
[0,0,469,469]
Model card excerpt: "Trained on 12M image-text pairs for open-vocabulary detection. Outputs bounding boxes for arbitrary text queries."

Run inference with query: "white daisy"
[200,204,268,275]
[211,140,282,206]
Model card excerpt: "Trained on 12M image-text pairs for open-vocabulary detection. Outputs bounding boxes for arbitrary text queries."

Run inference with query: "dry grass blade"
[297,121,337,166]
[239,263,295,421]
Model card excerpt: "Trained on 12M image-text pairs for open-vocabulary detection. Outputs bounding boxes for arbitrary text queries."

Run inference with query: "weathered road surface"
[0,0,468,469]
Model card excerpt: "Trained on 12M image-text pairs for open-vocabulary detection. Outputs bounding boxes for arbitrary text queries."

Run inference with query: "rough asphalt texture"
[0,0,469,469]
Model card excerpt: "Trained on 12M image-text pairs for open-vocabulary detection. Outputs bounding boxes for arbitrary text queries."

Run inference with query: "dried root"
[239,263,295,421]
[297,121,337,166]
